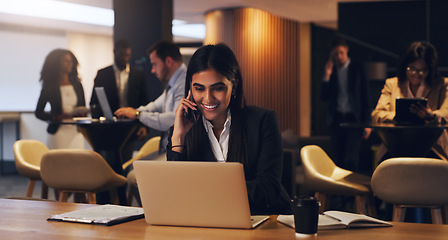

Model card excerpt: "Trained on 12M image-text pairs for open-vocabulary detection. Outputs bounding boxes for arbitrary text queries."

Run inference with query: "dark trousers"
[330,112,364,172]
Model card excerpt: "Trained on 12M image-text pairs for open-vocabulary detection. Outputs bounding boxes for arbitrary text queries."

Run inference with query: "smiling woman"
[34,49,87,149]
[371,41,448,163]
[190,69,233,130]
[167,43,292,215]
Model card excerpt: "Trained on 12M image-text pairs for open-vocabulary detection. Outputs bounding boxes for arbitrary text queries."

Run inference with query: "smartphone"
[186,91,199,122]
[330,51,336,64]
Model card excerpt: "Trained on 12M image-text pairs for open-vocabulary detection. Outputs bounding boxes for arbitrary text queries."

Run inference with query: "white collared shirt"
[137,63,187,149]
[202,110,231,162]
[406,80,428,98]
[113,63,130,108]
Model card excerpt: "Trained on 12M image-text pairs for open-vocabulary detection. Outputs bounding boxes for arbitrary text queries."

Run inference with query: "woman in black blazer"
[167,44,292,215]
[35,49,86,149]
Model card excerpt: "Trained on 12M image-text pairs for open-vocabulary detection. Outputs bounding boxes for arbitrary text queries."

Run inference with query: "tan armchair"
[123,136,161,205]
[371,157,448,224]
[300,145,375,216]
[122,136,161,170]
[13,139,49,199]
[40,149,127,204]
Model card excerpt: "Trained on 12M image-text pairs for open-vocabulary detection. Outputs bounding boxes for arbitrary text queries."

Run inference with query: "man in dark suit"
[90,39,150,119]
[320,37,371,172]
[90,39,150,163]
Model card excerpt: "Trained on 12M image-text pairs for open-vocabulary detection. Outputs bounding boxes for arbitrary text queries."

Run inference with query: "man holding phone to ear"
[115,40,186,156]
[320,36,371,173]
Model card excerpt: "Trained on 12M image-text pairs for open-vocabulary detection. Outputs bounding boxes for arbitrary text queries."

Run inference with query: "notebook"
[277,211,391,230]
[48,204,144,226]
[395,98,427,125]
[133,161,269,229]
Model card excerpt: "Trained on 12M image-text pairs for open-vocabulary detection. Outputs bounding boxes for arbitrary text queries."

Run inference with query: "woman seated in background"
[371,41,448,161]
[167,43,292,215]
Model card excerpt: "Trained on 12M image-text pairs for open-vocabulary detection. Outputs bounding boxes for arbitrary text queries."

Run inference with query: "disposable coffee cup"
[293,196,320,235]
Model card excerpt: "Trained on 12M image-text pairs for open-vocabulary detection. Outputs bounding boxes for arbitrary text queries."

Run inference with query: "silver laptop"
[94,87,114,121]
[133,161,269,229]
[94,87,133,122]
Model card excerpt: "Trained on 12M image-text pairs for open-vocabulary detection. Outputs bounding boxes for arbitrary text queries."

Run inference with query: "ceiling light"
[0,0,114,26]
[0,0,205,40]
[173,24,205,39]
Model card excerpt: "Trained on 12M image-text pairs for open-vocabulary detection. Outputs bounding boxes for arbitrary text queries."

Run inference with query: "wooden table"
[2,198,448,240]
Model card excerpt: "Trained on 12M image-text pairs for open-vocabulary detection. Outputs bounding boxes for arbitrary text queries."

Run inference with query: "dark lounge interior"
[1,0,448,238]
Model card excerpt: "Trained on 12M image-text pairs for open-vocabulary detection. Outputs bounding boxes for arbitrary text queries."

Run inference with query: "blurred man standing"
[90,39,150,163]
[114,40,186,206]
[320,36,371,172]
[115,40,186,157]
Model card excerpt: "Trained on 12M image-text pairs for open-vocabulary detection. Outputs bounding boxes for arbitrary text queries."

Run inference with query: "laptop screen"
[94,87,114,121]
[133,161,268,229]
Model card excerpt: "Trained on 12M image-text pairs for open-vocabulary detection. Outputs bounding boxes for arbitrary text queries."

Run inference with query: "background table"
[2,198,448,240]
[63,119,138,204]
[0,112,20,175]
[342,123,448,158]
[74,119,138,175]
[369,123,447,157]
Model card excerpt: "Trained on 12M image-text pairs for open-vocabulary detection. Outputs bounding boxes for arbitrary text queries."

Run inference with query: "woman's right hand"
[410,102,436,121]
[171,91,198,149]
[52,113,71,121]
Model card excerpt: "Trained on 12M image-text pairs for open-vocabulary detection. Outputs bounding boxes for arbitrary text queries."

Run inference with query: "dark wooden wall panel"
[204,8,309,136]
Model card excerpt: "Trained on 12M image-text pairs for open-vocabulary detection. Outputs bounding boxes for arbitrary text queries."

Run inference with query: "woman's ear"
[231,84,236,96]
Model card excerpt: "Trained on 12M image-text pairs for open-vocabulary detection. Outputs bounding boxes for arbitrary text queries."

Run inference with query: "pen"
[76,218,94,224]
[62,217,94,223]
[323,214,341,222]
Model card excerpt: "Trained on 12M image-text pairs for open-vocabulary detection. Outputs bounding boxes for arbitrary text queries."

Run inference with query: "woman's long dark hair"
[184,43,249,164]
[397,41,439,86]
[40,49,80,88]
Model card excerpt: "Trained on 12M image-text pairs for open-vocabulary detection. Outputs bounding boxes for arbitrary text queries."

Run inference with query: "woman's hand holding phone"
[409,101,435,121]
[171,91,199,150]
[186,102,199,123]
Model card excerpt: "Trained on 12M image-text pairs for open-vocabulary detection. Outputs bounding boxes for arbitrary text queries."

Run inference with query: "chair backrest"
[301,145,337,178]
[41,149,127,192]
[371,157,448,206]
[13,139,49,179]
[122,136,161,169]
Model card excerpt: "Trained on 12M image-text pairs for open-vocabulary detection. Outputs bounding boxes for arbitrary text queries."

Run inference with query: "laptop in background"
[133,161,269,229]
[94,87,134,122]
[94,87,115,121]
[395,98,427,125]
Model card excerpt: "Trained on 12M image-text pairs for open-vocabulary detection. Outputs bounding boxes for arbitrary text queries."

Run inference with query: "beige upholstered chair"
[13,139,50,199]
[40,149,127,204]
[124,136,161,205]
[300,145,375,216]
[122,136,161,170]
[371,157,448,224]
